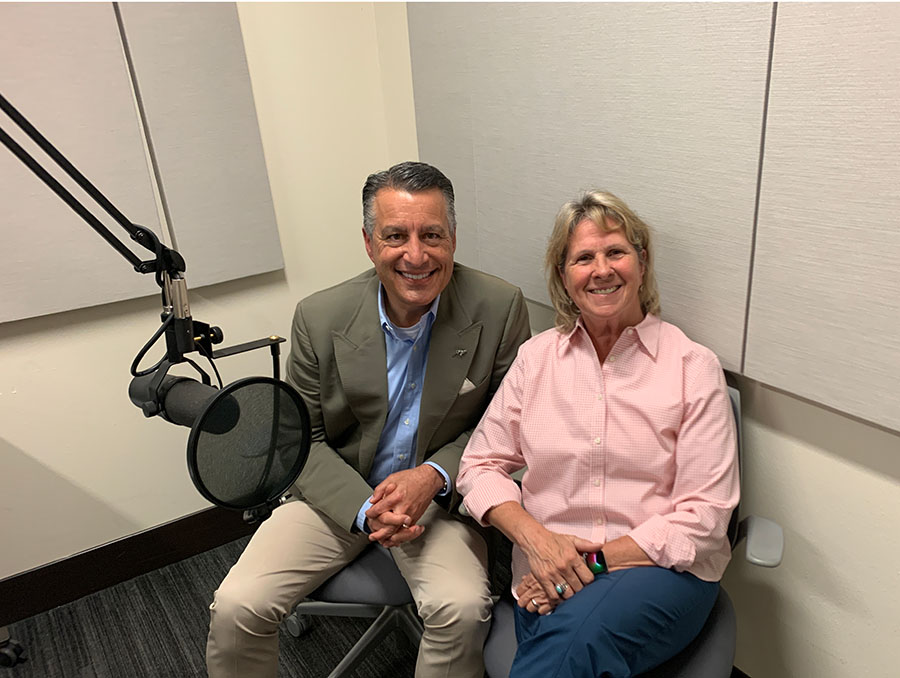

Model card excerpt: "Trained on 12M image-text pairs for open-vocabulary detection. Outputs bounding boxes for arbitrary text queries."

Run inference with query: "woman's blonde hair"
[545,190,660,332]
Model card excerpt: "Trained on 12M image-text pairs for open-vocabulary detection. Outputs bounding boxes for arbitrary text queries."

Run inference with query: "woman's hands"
[517,524,602,609]
[485,501,602,612]
[484,501,647,615]
[516,534,656,614]
[516,573,554,614]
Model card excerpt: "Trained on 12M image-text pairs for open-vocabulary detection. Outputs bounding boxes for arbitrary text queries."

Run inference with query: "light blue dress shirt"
[354,285,451,532]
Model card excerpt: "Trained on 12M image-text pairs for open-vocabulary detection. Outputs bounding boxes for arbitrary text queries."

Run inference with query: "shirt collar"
[559,312,660,359]
[377,282,440,338]
[633,313,660,358]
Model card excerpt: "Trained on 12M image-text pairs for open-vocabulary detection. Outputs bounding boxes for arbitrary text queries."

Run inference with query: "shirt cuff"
[628,514,696,571]
[460,477,523,527]
[423,461,451,496]
[356,496,375,533]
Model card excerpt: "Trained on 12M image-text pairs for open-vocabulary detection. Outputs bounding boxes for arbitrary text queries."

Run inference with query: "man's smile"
[398,270,436,281]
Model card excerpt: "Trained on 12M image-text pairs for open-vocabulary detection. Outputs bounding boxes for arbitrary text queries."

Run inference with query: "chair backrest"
[724,381,742,549]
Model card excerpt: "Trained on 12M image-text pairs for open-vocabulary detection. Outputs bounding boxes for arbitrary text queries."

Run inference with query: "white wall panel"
[408,3,773,369]
[118,2,283,289]
[746,4,900,432]
[0,3,163,322]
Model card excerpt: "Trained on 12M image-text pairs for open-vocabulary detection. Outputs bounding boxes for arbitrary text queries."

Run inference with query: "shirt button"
[403,418,410,426]
[593,437,602,445]
[608,356,617,363]
[596,517,603,526]
[409,382,416,389]
[597,394,603,401]
[399,454,406,460]
[593,478,601,487]
[626,327,635,334]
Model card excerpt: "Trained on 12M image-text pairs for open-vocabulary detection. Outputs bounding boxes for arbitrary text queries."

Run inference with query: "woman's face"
[560,218,645,330]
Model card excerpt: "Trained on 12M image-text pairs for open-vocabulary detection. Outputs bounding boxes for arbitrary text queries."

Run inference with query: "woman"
[457,191,739,678]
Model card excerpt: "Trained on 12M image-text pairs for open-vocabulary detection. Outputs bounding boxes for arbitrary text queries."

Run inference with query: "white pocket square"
[458,378,477,396]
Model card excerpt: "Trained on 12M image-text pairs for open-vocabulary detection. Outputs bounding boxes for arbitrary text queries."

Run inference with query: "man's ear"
[363,227,375,262]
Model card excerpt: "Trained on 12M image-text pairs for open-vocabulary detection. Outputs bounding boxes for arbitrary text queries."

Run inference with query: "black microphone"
[128,373,240,434]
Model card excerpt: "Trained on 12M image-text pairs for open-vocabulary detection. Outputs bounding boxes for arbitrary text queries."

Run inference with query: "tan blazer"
[286,263,531,531]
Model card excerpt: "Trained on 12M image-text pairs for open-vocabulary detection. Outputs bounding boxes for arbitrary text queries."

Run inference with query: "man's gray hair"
[362,161,457,237]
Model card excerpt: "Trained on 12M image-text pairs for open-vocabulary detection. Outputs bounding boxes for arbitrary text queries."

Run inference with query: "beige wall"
[724,376,900,677]
[0,2,417,580]
[2,4,899,678]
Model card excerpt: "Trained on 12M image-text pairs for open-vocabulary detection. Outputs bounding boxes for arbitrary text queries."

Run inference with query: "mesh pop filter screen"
[188,377,310,510]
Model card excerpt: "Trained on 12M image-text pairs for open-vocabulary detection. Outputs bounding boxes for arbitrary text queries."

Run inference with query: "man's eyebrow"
[381,223,447,234]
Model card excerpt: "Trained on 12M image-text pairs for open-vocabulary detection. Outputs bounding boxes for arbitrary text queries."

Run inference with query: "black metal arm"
[0,90,281,375]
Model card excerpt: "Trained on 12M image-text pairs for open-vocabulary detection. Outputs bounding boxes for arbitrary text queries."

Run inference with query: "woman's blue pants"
[511,567,719,678]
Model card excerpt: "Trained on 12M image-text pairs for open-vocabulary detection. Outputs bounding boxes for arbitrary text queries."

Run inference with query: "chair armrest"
[736,515,784,567]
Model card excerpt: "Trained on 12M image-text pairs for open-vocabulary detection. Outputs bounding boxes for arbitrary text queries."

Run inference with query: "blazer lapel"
[332,277,388,474]
[417,277,481,459]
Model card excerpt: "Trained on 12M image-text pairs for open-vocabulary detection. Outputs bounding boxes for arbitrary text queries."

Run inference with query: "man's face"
[364,187,456,327]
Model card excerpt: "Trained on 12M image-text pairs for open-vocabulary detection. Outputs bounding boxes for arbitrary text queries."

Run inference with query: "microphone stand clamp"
[242,493,292,526]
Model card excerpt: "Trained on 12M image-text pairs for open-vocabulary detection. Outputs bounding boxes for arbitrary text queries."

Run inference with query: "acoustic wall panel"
[408,3,773,370]
[746,4,900,432]
[117,3,283,289]
[1,3,163,322]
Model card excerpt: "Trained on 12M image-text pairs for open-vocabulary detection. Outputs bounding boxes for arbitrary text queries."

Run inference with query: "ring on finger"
[530,598,539,610]
[554,582,569,595]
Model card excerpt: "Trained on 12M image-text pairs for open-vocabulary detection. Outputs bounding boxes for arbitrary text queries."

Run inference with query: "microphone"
[128,373,240,434]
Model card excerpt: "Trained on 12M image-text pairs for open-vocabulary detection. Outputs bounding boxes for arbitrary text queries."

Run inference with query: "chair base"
[288,602,423,678]
[0,627,26,668]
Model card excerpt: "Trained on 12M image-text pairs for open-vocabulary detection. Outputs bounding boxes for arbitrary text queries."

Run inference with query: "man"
[207,161,531,677]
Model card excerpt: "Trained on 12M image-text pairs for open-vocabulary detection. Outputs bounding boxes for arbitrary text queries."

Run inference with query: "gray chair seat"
[312,542,415,606]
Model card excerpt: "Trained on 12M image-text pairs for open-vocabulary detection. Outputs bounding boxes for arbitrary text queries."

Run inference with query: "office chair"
[482,383,785,678]
[283,543,423,678]
[0,626,26,667]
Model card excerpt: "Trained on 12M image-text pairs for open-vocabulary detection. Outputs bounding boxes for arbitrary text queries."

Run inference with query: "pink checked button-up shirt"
[458,313,739,590]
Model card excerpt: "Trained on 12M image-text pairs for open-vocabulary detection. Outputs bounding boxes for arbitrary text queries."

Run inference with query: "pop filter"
[187,376,310,512]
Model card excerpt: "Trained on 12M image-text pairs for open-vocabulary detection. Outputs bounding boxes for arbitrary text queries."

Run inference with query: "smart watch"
[583,550,608,575]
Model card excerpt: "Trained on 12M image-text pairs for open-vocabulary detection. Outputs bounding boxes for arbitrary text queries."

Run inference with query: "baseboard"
[0,506,254,625]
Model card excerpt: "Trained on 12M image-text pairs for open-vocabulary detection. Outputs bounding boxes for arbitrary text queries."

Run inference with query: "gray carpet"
[4,536,417,677]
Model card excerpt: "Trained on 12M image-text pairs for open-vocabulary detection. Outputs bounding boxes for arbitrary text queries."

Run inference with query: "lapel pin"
[453,349,468,358]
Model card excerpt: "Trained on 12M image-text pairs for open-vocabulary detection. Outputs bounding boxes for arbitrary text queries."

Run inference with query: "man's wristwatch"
[583,550,608,575]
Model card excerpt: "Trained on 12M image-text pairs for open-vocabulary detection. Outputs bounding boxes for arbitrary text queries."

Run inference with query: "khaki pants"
[206,499,492,678]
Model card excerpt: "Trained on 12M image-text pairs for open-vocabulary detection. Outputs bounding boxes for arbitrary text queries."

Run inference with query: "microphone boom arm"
[0,90,216,366]
[1,90,286,409]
